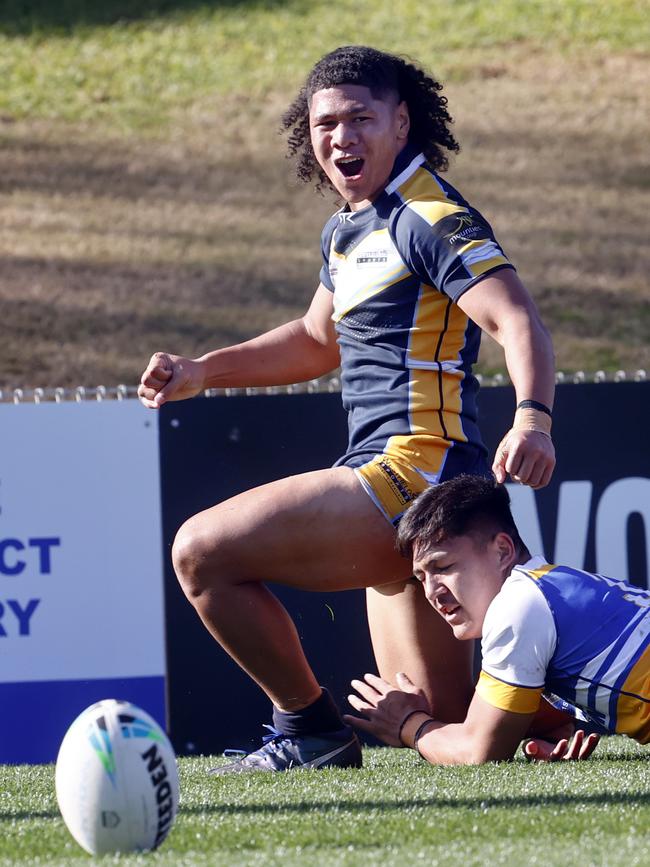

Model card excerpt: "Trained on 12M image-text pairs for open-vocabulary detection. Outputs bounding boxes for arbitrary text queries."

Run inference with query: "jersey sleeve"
[391,203,514,302]
[319,214,338,292]
[475,575,557,715]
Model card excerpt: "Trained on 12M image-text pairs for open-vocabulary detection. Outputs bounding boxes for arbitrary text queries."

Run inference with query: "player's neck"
[514,547,532,567]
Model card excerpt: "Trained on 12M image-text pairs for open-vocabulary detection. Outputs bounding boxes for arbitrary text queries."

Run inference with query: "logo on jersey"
[442,212,490,245]
[355,249,388,267]
[338,212,355,224]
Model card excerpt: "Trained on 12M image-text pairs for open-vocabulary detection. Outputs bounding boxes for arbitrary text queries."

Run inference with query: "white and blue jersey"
[476,556,650,742]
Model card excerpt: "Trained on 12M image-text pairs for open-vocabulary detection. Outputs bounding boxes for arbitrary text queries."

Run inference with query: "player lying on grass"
[343,473,650,763]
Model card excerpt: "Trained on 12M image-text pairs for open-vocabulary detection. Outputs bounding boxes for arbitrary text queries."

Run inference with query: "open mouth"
[335,156,364,178]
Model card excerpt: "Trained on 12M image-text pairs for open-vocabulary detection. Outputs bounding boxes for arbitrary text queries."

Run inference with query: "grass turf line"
[2,739,650,866]
[1,0,649,129]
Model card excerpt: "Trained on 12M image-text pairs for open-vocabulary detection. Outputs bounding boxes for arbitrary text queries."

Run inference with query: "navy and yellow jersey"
[319,145,512,522]
[476,556,650,743]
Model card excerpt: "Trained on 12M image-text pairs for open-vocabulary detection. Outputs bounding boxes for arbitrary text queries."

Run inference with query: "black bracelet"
[516,399,552,417]
[413,718,435,756]
[398,710,427,746]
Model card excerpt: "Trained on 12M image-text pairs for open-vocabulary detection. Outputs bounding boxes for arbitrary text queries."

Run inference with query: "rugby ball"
[55,699,179,855]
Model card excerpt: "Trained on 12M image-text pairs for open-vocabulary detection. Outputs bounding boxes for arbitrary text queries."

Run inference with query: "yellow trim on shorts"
[476,671,543,714]
[354,439,451,523]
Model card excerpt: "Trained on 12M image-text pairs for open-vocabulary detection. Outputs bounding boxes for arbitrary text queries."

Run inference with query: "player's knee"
[171,518,223,601]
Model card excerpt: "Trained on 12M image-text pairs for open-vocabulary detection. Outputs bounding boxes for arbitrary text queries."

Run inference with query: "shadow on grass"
[4,770,650,825]
[5,782,650,824]
[0,810,59,821]
[0,0,298,36]
[180,788,650,817]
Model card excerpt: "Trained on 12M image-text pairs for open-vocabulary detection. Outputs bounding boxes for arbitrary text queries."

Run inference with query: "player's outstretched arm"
[138,284,340,409]
[457,268,556,489]
[345,672,532,765]
[346,672,600,765]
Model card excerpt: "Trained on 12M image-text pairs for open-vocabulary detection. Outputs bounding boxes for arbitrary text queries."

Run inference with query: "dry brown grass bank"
[1,49,648,389]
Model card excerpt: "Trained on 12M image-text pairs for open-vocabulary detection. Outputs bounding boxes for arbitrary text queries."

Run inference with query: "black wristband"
[413,718,435,756]
[398,709,427,746]
[516,399,552,417]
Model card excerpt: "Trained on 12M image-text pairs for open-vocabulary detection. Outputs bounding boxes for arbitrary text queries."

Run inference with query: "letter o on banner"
[596,478,650,582]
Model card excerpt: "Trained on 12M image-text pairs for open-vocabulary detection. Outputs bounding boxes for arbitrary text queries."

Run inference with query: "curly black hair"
[281,45,460,192]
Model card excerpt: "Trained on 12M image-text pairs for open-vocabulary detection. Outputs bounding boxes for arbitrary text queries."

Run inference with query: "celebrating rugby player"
[139,46,557,772]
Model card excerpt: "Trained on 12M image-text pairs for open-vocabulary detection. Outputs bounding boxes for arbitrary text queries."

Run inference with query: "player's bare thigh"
[172,465,412,594]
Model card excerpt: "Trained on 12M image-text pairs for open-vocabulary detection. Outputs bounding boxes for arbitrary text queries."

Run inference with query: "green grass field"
[2,740,650,866]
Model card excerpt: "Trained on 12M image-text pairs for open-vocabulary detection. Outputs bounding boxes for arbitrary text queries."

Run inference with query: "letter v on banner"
[554,482,593,566]
[507,485,545,558]
[506,482,593,568]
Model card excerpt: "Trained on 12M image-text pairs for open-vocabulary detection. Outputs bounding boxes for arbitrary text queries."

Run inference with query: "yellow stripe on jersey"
[397,168,463,225]
[409,370,451,440]
[407,287,454,440]
[407,199,465,228]
[456,239,511,280]
[476,671,543,714]
[410,372,444,440]
[401,369,467,443]
[406,286,470,443]
[615,644,650,744]
[407,284,449,364]
[521,563,557,582]
[439,302,470,441]
[408,287,471,376]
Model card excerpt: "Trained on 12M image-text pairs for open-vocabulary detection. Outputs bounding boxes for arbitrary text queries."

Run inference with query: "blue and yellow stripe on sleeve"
[476,671,544,714]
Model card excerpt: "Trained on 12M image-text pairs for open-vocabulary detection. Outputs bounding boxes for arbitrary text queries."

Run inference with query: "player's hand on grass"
[138,352,206,408]
[522,729,600,762]
[492,428,555,489]
[344,672,430,747]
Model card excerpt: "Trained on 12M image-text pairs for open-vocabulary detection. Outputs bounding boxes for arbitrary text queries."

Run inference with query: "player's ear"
[396,100,410,139]
[493,532,516,567]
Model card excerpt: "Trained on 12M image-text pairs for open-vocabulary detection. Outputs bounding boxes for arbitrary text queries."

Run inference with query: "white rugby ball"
[55,699,179,855]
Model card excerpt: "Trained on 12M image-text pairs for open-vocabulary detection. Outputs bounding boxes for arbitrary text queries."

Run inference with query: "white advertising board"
[0,400,165,763]
[508,478,650,581]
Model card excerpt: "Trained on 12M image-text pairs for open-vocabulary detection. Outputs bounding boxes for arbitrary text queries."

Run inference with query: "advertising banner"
[3,380,646,760]
[0,400,166,763]
[476,382,649,587]
[158,381,650,755]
